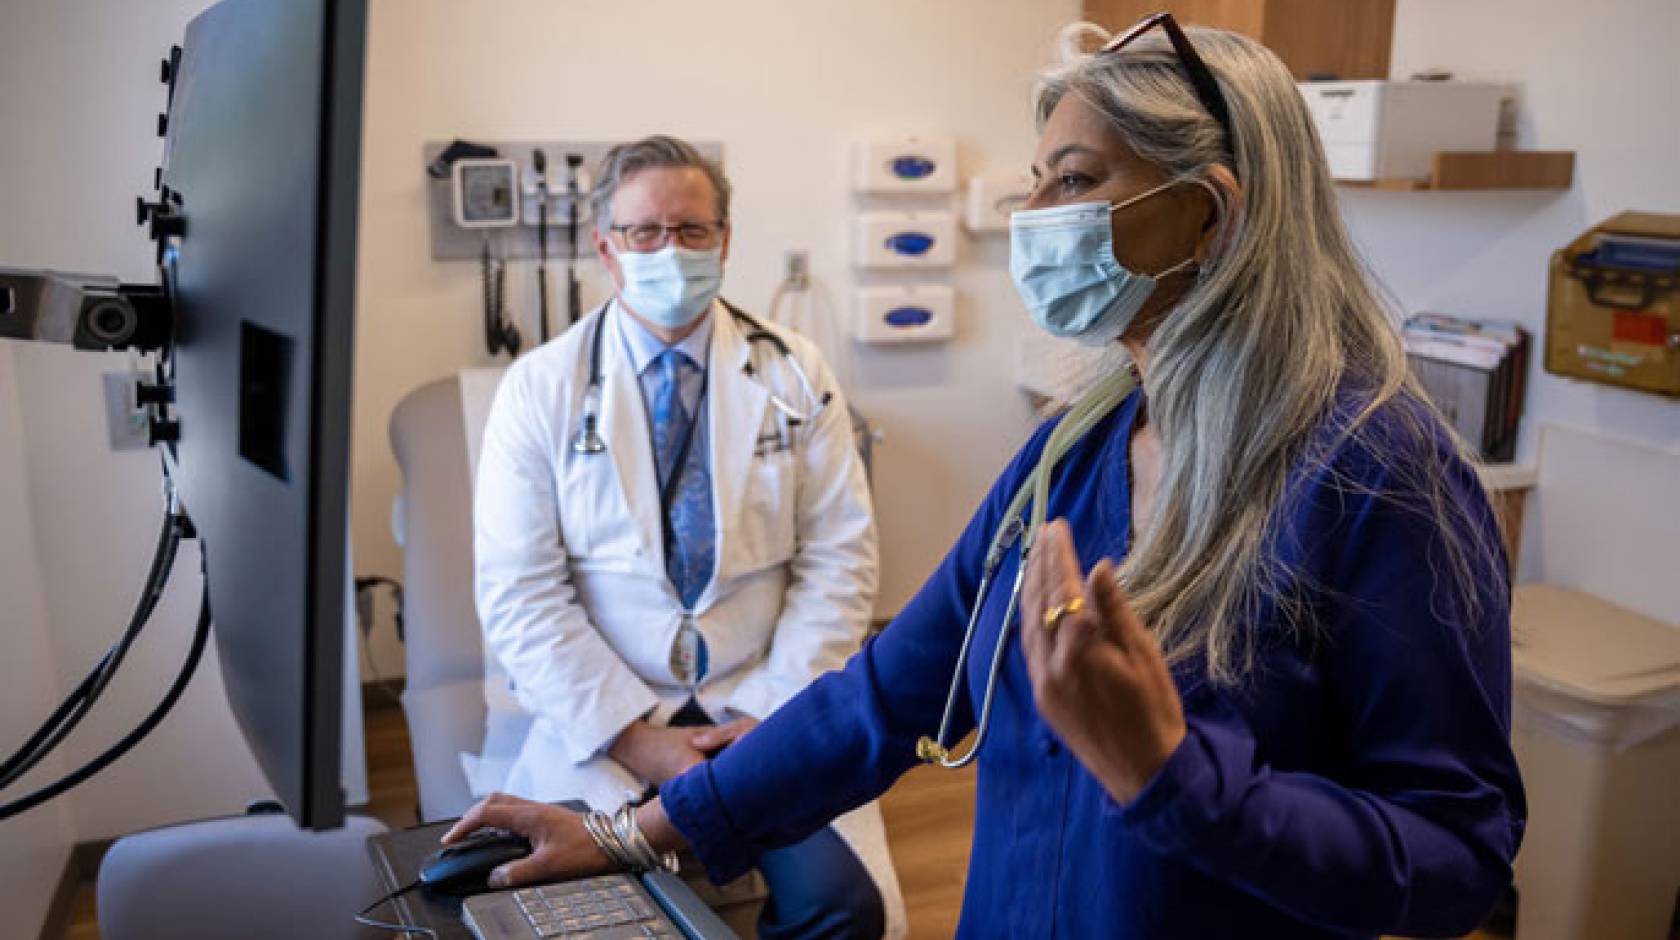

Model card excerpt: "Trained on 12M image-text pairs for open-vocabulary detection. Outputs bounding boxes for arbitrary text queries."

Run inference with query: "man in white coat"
[473,135,892,939]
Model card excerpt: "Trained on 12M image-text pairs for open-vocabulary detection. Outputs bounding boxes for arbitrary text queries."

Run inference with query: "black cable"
[354,880,436,938]
[353,575,405,643]
[534,148,550,345]
[0,504,185,789]
[565,153,583,326]
[482,239,500,356]
[8,512,181,775]
[0,572,211,821]
[353,575,407,708]
[479,239,521,358]
[1,508,182,786]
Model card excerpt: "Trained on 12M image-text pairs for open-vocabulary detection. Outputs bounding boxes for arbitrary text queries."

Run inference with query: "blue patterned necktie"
[650,348,715,610]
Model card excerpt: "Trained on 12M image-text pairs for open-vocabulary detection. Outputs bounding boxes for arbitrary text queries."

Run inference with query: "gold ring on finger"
[1043,596,1084,632]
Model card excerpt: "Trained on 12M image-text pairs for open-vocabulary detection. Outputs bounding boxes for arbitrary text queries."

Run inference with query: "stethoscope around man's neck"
[915,363,1140,769]
[571,297,832,455]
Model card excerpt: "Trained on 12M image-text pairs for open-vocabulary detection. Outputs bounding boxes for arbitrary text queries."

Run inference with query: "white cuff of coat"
[556,678,662,766]
[723,675,798,725]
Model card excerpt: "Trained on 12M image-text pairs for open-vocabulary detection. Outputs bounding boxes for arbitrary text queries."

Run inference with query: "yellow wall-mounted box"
[1546,211,1680,398]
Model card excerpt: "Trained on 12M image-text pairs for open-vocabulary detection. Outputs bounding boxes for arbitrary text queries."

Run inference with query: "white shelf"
[1478,462,1538,492]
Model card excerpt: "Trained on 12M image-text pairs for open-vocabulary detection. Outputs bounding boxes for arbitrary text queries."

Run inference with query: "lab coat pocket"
[738,449,798,570]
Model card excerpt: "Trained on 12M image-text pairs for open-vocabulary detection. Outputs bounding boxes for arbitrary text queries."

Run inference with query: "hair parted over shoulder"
[1036,23,1503,683]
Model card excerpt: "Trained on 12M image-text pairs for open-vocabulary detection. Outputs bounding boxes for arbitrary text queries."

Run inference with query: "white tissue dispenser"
[852,211,956,269]
[854,286,955,344]
[853,136,958,194]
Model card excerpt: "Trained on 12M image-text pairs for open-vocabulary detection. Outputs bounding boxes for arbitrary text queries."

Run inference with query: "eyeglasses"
[610,220,727,252]
[1100,12,1235,158]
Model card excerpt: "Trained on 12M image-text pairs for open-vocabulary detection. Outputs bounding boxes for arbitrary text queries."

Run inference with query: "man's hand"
[690,716,759,755]
[608,720,708,785]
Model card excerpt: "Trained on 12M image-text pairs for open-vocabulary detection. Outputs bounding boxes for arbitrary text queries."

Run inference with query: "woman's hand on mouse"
[442,793,612,889]
[1019,519,1187,805]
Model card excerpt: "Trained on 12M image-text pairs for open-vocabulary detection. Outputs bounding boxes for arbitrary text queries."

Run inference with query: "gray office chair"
[97,811,389,940]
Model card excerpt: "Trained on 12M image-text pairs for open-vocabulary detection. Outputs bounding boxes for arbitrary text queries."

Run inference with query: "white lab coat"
[471,299,878,809]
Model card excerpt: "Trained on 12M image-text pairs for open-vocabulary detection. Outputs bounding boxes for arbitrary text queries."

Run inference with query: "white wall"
[0,350,77,938]
[320,0,1680,674]
[351,0,1082,671]
[1339,0,1680,598]
[0,0,276,841]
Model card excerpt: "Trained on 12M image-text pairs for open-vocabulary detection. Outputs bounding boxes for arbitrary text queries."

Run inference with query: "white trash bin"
[1509,585,1680,940]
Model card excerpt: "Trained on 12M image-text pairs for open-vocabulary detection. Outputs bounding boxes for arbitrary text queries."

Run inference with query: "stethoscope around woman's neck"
[571,297,832,455]
[915,363,1140,769]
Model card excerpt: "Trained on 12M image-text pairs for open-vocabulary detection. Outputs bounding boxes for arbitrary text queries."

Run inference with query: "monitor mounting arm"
[0,189,186,353]
[0,190,185,443]
[0,268,172,352]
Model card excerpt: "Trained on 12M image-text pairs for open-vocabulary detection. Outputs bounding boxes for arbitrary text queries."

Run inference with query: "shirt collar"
[615,298,715,376]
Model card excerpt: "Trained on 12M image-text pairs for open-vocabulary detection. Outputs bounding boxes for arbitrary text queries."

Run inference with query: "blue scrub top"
[662,389,1526,939]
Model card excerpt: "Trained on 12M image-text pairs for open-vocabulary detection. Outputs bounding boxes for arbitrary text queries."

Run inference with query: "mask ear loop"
[1134,176,1226,282]
[1188,174,1237,270]
[1149,254,1200,281]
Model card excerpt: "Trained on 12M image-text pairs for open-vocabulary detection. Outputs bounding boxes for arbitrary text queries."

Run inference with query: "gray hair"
[1036,24,1502,684]
[590,135,731,233]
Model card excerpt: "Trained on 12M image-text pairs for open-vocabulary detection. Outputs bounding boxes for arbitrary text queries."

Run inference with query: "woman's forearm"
[635,797,689,854]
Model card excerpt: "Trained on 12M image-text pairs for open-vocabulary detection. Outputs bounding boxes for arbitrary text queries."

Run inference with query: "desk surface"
[366,815,739,940]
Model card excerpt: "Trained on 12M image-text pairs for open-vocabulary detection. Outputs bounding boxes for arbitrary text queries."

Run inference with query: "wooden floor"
[65,698,1513,939]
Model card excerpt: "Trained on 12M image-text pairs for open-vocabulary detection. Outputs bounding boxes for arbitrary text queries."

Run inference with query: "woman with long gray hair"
[448,15,1525,937]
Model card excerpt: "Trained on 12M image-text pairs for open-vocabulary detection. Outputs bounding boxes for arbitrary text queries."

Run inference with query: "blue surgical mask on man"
[614,245,724,329]
[1009,179,1197,346]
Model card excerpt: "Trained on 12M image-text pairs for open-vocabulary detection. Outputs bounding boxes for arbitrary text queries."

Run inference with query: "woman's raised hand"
[1018,519,1187,804]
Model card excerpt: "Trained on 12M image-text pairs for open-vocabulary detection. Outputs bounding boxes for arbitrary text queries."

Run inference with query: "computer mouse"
[419,828,533,895]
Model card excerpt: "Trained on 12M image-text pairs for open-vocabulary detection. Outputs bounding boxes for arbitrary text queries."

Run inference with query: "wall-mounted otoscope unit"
[422,139,721,360]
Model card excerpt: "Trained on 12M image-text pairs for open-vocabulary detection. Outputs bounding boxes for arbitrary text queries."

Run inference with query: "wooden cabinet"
[1083,0,1396,81]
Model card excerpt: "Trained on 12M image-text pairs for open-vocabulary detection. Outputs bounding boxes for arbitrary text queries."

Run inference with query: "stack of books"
[1404,313,1530,462]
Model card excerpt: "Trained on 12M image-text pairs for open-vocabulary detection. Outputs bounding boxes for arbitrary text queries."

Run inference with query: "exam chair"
[388,375,489,823]
[96,809,389,940]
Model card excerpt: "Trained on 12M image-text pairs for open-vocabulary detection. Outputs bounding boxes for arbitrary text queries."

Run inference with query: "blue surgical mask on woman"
[1009,179,1197,346]
[614,245,724,329]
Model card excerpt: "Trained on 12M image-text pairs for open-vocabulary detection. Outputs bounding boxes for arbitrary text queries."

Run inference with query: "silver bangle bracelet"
[582,805,678,874]
[582,809,633,869]
[615,803,678,873]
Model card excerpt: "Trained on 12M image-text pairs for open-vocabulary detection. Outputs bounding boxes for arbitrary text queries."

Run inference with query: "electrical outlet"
[102,372,149,451]
[784,250,810,290]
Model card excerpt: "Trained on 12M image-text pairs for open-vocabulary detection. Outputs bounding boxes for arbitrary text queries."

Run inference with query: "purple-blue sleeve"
[1114,436,1526,937]
[661,421,1060,884]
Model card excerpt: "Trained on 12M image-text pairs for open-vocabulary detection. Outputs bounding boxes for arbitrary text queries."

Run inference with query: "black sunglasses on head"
[1100,12,1235,158]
